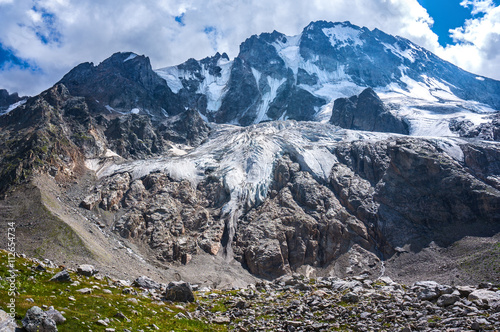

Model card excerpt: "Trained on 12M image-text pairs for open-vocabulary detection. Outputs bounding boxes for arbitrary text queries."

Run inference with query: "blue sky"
[0,0,499,96]
[418,0,500,45]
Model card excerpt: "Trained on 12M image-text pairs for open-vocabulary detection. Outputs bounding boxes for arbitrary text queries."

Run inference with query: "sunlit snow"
[322,26,364,48]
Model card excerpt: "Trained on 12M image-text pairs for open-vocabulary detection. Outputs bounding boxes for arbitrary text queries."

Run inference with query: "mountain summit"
[157,21,500,134]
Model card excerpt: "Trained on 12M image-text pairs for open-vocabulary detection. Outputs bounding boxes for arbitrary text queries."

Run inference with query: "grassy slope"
[0,250,226,331]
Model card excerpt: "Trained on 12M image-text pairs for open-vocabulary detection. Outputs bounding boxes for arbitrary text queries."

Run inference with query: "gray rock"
[44,307,65,324]
[341,292,360,303]
[22,306,57,332]
[0,309,18,332]
[133,276,161,290]
[468,289,500,306]
[76,288,92,294]
[164,281,195,302]
[49,270,71,282]
[437,294,460,307]
[77,264,97,276]
[457,285,475,297]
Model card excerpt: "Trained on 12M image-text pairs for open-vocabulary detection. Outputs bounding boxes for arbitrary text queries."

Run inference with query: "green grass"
[0,250,226,331]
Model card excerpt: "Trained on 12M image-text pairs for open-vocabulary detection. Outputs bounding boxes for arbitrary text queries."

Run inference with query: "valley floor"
[1,250,500,332]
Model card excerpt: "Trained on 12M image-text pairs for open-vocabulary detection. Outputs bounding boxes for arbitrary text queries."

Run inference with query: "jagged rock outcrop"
[233,155,380,279]
[82,171,229,263]
[450,114,500,141]
[0,83,210,194]
[0,88,26,112]
[158,108,211,146]
[330,88,409,134]
[330,138,500,250]
[59,52,183,119]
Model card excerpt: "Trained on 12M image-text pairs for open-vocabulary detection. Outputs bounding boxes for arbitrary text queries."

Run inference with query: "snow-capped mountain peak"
[153,20,500,135]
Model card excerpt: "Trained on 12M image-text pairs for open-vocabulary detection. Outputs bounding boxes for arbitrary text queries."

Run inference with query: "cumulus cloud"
[436,0,500,79]
[0,0,496,96]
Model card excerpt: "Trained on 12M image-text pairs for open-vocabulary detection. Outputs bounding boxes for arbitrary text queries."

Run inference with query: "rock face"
[59,52,183,119]
[99,172,228,263]
[233,155,380,279]
[329,88,409,134]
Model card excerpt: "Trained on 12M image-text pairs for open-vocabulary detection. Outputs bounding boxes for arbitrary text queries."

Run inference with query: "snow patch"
[105,105,115,113]
[130,108,140,114]
[251,67,262,89]
[273,35,301,75]
[476,76,485,81]
[123,53,137,62]
[322,26,363,48]
[156,66,184,93]
[3,99,26,114]
[382,43,415,63]
[433,138,465,162]
[255,76,287,123]
[197,60,232,112]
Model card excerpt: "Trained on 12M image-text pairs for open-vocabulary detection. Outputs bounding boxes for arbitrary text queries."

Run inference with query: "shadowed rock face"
[0,89,25,111]
[58,52,183,120]
[330,88,409,134]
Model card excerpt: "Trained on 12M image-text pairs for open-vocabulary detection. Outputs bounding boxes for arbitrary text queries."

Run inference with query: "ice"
[197,60,232,112]
[476,76,485,81]
[254,76,287,123]
[432,138,466,162]
[155,67,184,93]
[251,67,262,89]
[123,53,137,62]
[322,26,364,48]
[273,35,301,75]
[2,99,26,114]
[316,100,334,123]
[382,43,415,63]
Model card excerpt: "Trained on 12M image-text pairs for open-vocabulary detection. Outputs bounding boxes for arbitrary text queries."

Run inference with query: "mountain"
[0,88,27,115]
[59,52,184,120]
[0,21,499,287]
[156,21,500,135]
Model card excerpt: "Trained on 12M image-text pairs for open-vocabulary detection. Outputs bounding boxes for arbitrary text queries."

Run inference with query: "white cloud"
[436,2,500,78]
[0,0,497,96]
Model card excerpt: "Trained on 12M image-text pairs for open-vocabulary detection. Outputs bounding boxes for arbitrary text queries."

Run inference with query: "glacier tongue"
[96,121,350,256]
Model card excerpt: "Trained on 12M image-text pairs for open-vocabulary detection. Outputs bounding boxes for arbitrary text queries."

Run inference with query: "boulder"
[468,289,500,306]
[22,306,57,332]
[0,309,18,332]
[49,270,71,282]
[164,281,195,302]
[44,307,66,324]
[437,294,460,307]
[133,276,161,290]
[77,264,97,277]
